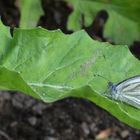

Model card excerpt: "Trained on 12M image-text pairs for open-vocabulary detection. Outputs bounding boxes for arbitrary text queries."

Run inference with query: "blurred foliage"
[18,0,43,28]
[67,0,140,45]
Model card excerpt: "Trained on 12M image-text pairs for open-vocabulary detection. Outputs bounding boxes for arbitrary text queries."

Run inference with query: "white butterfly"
[106,75,140,109]
[95,74,140,109]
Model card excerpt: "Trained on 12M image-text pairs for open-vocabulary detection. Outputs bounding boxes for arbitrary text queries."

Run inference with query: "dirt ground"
[0,0,140,140]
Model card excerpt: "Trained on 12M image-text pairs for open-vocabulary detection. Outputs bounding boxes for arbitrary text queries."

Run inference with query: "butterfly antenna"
[94,74,109,82]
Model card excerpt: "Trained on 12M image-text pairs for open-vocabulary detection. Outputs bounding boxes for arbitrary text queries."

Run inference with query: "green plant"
[18,0,140,45]
[67,0,140,45]
[1,20,140,129]
[18,0,43,28]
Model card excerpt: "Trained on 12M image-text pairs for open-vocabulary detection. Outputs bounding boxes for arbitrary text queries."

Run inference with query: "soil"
[0,0,140,140]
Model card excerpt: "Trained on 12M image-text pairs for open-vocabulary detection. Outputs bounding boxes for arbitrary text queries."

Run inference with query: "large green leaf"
[67,0,140,45]
[19,0,44,28]
[1,22,140,129]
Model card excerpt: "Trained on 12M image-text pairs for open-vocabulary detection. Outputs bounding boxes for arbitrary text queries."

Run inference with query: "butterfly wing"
[115,76,140,109]
[116,76,140,92]
[120,94,140,109]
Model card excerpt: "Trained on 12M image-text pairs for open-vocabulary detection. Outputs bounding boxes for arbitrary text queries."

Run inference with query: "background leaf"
[67,0,140,45]
[1,22,140,129]
[0,21,12,60]
[18,0,44,28]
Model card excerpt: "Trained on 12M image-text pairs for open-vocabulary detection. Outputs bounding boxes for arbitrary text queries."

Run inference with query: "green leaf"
[0,20,12,58]
[67,0,140,45]
[19,0,44,28]
[1,22,140,129]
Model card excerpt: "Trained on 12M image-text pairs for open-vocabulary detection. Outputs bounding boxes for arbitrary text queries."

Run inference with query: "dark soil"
[0,0,140,140]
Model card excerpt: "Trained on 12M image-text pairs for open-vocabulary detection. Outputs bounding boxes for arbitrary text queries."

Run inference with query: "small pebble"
[32,103,47,114]
[10,121,18,127]
[28,117,37,126]
[121,130,129,138]
[44,137,58,140]
[90,123,98,132]
[81,122,90,135]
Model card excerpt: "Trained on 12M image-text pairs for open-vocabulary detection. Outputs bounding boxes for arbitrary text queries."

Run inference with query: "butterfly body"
[106,76,140,109]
